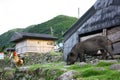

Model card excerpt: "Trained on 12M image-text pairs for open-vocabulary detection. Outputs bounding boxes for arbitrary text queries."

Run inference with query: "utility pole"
[61,31,64,35]
[78,8,80,18]
[50,27,54,36]
[102,29,107,37]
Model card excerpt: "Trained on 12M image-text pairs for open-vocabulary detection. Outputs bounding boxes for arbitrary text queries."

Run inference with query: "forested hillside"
[0,15,77,51]
[0,28,23,50]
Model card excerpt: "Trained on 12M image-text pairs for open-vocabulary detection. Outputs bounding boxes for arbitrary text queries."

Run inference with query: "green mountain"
[0,28,23,51]
[0,15,77,51]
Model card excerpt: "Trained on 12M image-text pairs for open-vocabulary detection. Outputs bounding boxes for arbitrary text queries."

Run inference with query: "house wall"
[26,39,54,53]
[15,40,27,54]
[107,26,120,54]
[15,39,55,54]
[63,33,78,61]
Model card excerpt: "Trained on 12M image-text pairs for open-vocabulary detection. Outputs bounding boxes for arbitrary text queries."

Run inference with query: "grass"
[28,62,66,80]
[49,51,62,56]
[80,68,107,77]
[76,71,120,80]
[67,63,91,72]
[24,60,120,80]
[95,61,114,67]
[28,61,66,72]
[74,61,120,80]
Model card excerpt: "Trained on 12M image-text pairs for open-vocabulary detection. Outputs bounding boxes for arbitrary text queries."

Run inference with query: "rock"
[17,66,30,72]
[4,67,13,71]
[39,77,45,80]
[110,64,120,70]
[0,52,62,67]
[34,68,43,76]
[6,74,14,80]
[55,70,77,80]
[5,73,14,80]
[90,59,99,65]
[77,62,87,66]
[23,52,62,65]
[2,67,15,80]
[100,60,118,64]
[3,69,15,80]
[0,68,2,75]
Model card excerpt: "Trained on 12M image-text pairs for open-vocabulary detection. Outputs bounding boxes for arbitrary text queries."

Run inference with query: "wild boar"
[67,36,114,65]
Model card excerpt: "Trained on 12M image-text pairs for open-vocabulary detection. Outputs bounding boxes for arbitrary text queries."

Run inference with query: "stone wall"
[0,52,62,69]
[23,52,62,66]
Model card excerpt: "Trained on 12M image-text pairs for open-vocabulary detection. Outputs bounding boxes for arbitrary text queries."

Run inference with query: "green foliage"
[28,62,65,80]
[74,61,120,80]
[0,15,77,51]
[0,28,23,51]
[23,15,77,43]
[96,61,113,67]
[1,59,120,80]
[43,68,64,80]
[76,70,120,80]
[81,68,107,77]
[27,61,120,80]
[49,51,62,56]
[67,63,91,71]
[106,71,120,80]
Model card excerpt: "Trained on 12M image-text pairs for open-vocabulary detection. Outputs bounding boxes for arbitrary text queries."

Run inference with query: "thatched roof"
[63,0,120,41]
[10,32,57,42]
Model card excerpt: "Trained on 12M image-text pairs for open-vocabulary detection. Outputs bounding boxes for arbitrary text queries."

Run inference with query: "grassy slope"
[2,52,120,80]
[28,61,120,80]
[0,28,23,48]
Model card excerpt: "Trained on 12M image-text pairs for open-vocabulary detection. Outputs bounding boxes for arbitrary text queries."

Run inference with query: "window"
[47,42,53,45]
[38,41,39,44]
[37,41,41,45]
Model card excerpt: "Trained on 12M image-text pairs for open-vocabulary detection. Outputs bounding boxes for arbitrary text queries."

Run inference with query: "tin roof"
[10,32,57,42]
[63,0,120,41]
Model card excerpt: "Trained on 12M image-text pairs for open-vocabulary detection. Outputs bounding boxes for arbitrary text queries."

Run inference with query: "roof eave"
[11,37,58,43]
[63,6,96,42]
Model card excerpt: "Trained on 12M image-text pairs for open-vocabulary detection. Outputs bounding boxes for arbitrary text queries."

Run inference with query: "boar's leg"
[104,47,114,59]
[100,49,107,59]
[79,52,86,62]
[106,49,114,59]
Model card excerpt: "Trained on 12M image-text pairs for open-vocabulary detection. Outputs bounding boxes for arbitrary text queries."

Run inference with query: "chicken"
[10,51,23,67]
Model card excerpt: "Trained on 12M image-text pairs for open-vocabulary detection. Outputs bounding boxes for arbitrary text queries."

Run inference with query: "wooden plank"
[80,33,102,41]
[108,31,120,42]
[106,26,120,55]
[102,29,107,36]
[107,26,120,35]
